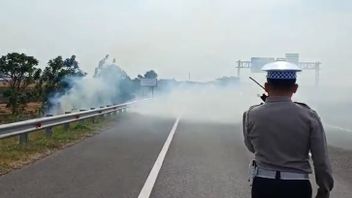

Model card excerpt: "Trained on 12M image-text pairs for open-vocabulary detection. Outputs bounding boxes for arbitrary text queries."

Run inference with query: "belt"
[256,168,309,180]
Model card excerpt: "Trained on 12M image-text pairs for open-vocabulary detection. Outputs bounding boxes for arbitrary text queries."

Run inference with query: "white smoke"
[48,56,134,114]
[127,73,352,129]
[131,81,260,123]
[131,79,352,150]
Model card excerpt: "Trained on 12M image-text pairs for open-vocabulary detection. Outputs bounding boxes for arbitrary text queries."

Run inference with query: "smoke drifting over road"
[132,78,352,150]
[48,56,135,114]
[131,81,260,124]
[132,77,351,125]
[41,53,352,149]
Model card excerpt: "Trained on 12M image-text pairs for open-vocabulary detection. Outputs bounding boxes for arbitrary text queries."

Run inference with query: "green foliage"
[144,70,158,79]
[38,55,86,110]
[0,53,41,115]
[73,123,91,130]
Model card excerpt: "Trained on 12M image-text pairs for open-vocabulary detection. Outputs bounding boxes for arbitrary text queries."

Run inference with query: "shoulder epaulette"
[294,102,311,109]
[248,103,264,111]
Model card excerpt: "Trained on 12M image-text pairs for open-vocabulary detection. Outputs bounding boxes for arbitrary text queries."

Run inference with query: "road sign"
[285,53,299,64]
[250,57,275,73]
[140,78,157,87]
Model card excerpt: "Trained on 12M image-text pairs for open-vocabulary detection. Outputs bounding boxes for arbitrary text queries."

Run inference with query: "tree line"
[0,52,158,116]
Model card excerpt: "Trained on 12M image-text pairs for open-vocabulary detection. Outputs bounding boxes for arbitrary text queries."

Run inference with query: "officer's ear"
[292,84,298,93]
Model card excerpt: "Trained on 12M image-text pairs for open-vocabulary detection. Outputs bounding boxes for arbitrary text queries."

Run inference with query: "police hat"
[262,61,301,80]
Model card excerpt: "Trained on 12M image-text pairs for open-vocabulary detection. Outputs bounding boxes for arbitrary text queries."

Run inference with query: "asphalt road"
[0,113,351,198]
[0,114,173,198]
[150,120,250,198]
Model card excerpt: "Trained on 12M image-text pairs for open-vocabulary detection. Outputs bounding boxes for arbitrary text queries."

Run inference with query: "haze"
[0,0,351,85]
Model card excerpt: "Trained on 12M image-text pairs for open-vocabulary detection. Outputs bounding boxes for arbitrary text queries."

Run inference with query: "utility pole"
[235,60,251,78]
[237,60,241,78]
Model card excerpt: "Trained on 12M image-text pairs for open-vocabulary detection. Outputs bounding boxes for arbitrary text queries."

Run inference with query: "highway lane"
[0,113,174,198]
[150,120,250,198]
[325,125,352,150]
[0,112,352,197]
[147,119,352,198]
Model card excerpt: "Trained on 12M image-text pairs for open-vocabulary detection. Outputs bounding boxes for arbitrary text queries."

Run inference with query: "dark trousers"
[252,177,312,198]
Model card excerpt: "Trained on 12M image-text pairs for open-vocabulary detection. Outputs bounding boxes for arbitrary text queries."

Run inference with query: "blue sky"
[0,0,351,84]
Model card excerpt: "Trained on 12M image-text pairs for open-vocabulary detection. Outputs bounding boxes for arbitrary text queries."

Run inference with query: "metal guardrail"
[0,99,148,143]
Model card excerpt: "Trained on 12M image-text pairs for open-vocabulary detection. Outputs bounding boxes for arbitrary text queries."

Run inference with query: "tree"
[39,55,86,110]
[144,70,158,79]
[0,53,41,115]
[137,74,143,79]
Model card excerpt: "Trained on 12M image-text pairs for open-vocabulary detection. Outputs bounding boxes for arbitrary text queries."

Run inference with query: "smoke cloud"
[132,81,260,123]
[48,56,137,114]
[131,78,352,150]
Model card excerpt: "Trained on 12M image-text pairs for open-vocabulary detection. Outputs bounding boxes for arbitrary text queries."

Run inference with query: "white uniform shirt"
[243,96,334,198]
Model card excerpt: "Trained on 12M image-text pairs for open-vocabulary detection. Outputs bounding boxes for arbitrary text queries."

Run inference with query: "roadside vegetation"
[0,51,158,176]
[0,117,110,175]
[0,52,158,124]
[0,53,87,118]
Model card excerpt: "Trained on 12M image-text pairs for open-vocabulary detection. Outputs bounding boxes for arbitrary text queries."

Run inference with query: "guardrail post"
[45,114,53,137]
[112,104,118,116]
[19,133,28,145]
[100,106,105,118]
[79,109,86,124]
[90,108,96,123]
[64,111,71,130]
[106,105,111,117]
[122,107,127,113]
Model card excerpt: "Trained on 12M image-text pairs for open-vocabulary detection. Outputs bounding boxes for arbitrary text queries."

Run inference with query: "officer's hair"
[267,79,296,90]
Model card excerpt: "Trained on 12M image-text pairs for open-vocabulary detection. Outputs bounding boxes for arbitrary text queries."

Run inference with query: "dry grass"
[0,103,10,114]
[0,102,42,124]
[0,119,107,175]
[0,83,9,88]
[0,83,36,88]
[0,102,41,114]
[0,83,42,123]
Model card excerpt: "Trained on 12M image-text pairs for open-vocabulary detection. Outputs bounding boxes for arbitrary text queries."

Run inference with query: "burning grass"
[0,119,108,175]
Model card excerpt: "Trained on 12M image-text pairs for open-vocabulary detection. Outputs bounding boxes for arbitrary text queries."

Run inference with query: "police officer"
[243,61,334,198]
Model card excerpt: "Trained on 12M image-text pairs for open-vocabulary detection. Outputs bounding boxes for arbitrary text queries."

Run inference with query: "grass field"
[0,118,109,175]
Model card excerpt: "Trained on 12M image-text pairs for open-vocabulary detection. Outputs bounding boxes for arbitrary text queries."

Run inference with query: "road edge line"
[326,124,352,133]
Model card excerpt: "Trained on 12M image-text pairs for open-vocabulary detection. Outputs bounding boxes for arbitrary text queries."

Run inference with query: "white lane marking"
[326,124,352,133]
[138,116,181,198]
